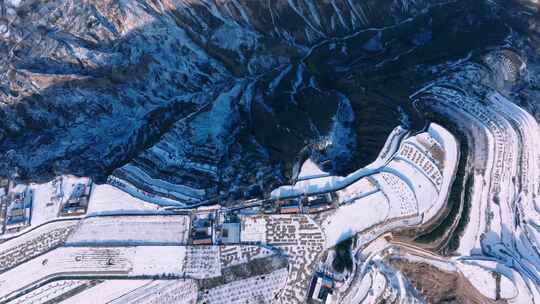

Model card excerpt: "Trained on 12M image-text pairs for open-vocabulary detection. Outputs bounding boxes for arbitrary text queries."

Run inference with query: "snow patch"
[297,158,329,181]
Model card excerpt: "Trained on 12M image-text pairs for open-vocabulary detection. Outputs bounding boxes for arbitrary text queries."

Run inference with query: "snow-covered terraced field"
[3,0,540,303]
[271,125,409,199]
[7,279,96,304]
[199,268,288,304]
[66,215,190,245]
[0,246,187,302]
[297,123,459,250]
[354,54,540,303]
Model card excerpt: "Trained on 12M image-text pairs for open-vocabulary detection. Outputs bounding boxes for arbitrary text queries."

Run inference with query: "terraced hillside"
[2,0,540,303]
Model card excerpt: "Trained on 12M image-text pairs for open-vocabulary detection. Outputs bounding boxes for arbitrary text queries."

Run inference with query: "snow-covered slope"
[0,0,450,206]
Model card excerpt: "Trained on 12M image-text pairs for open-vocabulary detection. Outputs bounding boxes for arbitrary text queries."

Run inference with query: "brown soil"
[389,259,507,304]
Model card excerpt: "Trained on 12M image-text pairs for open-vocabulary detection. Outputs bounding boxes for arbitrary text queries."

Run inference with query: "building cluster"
[0,177,94,236]
[50,177,64,206]
[275,193,335,215]
[190,212,214,245]
[188,193,333,247]
[59,180,92,216]
[215,212,241,245]
[307,273,337,304]
[219,222,240,244]
[0,119,461,304]
[1,187,33,234]
[0,118,462,304]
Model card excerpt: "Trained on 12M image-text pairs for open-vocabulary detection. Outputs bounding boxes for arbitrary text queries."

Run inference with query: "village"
[0,122,460,304]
